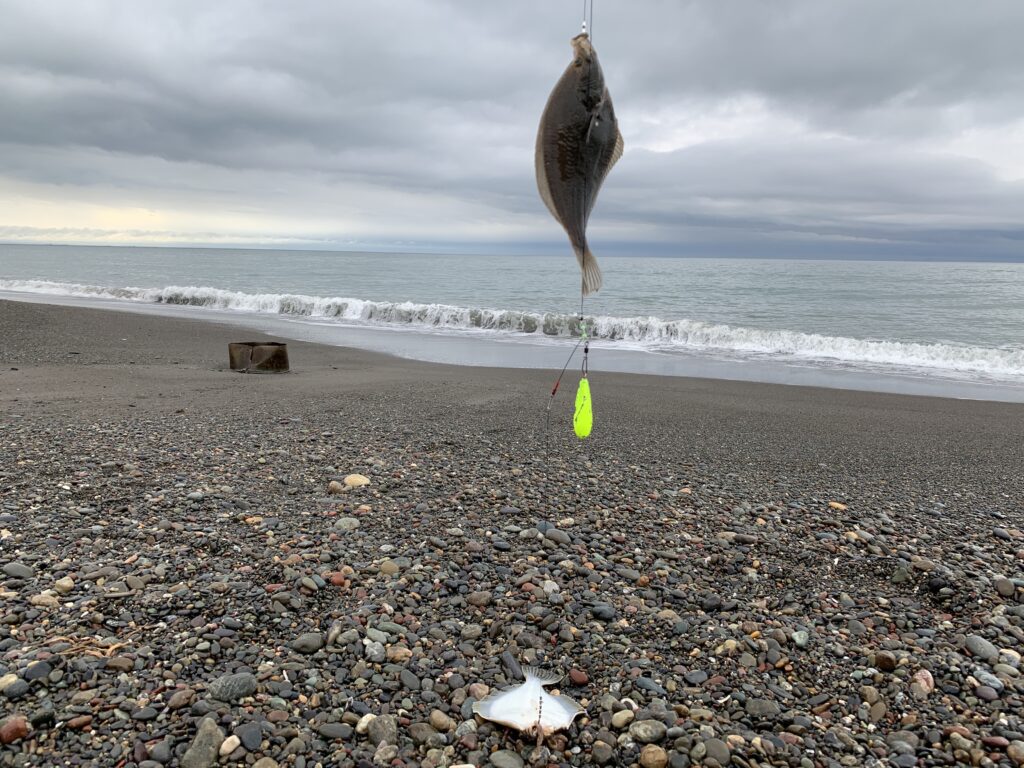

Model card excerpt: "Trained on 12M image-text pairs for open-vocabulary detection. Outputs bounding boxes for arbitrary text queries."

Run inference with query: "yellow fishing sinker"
[573,376,593,439]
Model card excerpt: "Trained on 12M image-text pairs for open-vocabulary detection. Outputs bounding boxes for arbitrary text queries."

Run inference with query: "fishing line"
[544,289,591,432]
[579,291,589,378]
[544,311,585,430]
[581,0,593,39]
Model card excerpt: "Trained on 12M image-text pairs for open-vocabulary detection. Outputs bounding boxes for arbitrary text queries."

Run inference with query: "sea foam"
[3,279,1023,379]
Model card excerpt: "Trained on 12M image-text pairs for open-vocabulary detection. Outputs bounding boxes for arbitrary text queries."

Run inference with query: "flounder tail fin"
[522,665,563,686]
[576,244,603,296]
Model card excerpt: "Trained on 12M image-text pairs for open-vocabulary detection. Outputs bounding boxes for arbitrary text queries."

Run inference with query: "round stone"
[219,734,241,756]
[875,651,897,672]
[2,679,29,700]
[703,738,730,765]
[2,562,34,579]
[207,672,257,702]
[965,635,998,663]
[490,750,524,768]
[428,709,453,732]
[639,744,668,768]
[290,632,323,654]
[344,473,370,488]
[24,662,51,682]
[592,742,615,765]
[569,668,589,685]
[235,721,263,750]
[611,709,635,729]
[684,670,708,685]
[746,698,781,718]
[995,577,1015,598]
[1006,741,1024,765]
[630,719,668,744]
[367,714,397,746]
[977,685,999,701]
[0,715,29,745]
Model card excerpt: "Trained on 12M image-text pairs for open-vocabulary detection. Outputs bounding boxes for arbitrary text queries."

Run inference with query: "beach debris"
[472,666,584,742]
[536,32,623,296]
[228,341,289,373]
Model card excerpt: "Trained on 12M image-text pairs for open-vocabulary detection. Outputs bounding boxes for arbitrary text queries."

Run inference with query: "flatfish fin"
[472,682,540,731]
[522,666,563,686]
[583,105,624,224]
[608,128,624,172]
[587,123,623,198]
[534,138,560,222]
[539,690,586,732]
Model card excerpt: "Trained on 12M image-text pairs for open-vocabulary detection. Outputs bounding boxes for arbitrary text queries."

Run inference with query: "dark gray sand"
[1,298,1023,767]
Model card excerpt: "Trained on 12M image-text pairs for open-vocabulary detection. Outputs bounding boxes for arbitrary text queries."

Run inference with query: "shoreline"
[3,290,1024,404]
[1,298,1023,766]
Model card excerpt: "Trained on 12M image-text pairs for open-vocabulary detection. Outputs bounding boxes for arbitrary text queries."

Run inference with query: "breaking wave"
[3,279,1023,379]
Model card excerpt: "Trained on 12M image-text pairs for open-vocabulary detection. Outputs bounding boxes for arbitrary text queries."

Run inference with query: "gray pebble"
[207,672,257,702]
[965,635,999,663]
[490,749,524,768]
[3,679,29,700]
[2,562,33,579]
[746,698,781,718]
[290,632,323,654]
[630,719,668,744]
[234,721,263,751]
[368,714,398,746]
[181,718,224,768]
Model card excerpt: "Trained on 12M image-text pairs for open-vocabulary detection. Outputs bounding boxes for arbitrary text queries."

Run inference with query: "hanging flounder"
[536,33,624,296]
[472,666,584,739]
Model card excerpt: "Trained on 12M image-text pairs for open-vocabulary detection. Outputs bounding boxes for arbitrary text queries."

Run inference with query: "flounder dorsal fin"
[608,128,624,172]
[522,665,563,686]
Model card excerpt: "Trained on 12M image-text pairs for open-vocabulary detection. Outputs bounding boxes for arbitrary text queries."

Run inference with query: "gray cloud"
[0,0,1022,257]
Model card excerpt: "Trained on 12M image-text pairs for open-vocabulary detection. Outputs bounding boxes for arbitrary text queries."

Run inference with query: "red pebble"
[0,715,29,745]
[569,668,589,686]
[67,715,93,730]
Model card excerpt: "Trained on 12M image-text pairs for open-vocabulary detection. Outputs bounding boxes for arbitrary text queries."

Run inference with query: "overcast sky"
[1,1,1023,259]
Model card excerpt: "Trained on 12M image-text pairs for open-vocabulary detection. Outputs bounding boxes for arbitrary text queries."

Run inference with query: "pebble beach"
[1,298,1023,768]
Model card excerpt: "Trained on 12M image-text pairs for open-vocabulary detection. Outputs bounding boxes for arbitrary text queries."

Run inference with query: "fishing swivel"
[580,314,589,377]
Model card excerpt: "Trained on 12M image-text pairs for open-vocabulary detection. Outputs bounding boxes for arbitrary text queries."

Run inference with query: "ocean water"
[2,243,1023,399]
